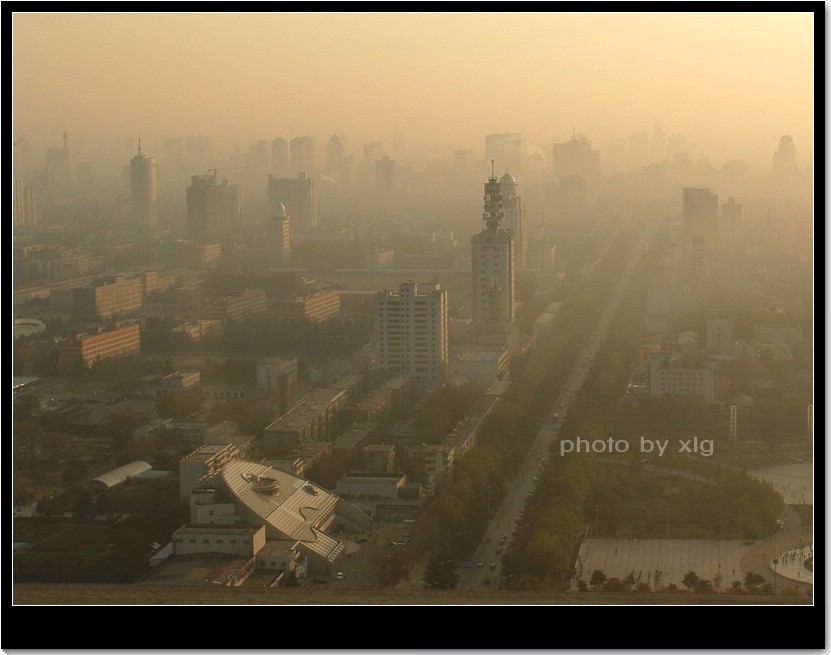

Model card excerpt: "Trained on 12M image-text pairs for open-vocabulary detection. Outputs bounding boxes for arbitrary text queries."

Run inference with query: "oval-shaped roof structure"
[92,460,152,488]
[499,172,517,187]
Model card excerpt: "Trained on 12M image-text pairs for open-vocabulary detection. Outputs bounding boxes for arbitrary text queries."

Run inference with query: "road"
[456,229,655,590]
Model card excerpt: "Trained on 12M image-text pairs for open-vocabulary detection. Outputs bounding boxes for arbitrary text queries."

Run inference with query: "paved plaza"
[573,538,750,590]
[747,462,813,505]
[770,545,813,585]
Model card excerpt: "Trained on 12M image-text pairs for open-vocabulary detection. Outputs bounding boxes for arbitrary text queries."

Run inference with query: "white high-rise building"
[130,139,158,230]
[373,281,448,391]
[499,172,527,269]
[471,172,515,334]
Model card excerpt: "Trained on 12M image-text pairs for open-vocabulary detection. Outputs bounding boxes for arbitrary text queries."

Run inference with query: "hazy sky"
[13,11,816,167]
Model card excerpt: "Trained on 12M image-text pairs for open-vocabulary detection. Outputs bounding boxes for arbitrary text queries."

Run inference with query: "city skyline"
[12,12,816,169]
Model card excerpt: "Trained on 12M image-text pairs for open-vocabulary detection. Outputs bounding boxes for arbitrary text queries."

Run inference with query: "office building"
[203,289,267,323]
[13,179,37,227]
[130,139,158,230]
[280,290,340,324]
[72,274,144,321]
[267,173,317,232]
[58,321,142,372]
[485,133,522,173]
[471,173,515,333]
[551,133,600,180]
[290,136,315,175]
[499,172,527,269]
[648,353,719,404]
[682,187,718,236]
[271,138,289,173]
[375,157,396,193]
[270,202,291,265]
[373,281,448,391]
[187,174,223,241]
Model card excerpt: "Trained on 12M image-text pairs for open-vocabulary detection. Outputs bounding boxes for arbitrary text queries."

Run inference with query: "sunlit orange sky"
[12,11,816,168]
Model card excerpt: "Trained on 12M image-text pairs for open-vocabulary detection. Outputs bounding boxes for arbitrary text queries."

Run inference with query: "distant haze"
[13,11,814,168]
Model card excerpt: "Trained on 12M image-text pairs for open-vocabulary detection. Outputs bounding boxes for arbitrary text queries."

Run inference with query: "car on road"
[490,563,496,570]
[495,546,503,554]
[335,572,345,581]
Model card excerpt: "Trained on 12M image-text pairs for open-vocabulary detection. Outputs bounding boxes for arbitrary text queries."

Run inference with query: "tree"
[590,569,607,586]
[682,570,700,590]
[422,552,459,590]
[744,572,766,592]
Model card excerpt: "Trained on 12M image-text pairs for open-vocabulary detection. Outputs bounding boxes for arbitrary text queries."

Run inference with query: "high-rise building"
[325,134,344,172]
[271,202,291,265]
[373,281,448,391]
[271,138,289,172]
[499,172,527,269]
[187,174,223,241]
[44,131,73,197]
[220,179,243,229]
[268,172,317,232]
[485,133,522,173]
[290,136,315,175]
[325,133,352,189]
[375,156,396,193]
[130,139,158,229]
[13,179,37,227]
[682,187,718,236]
[471,173,515,334]
[551,133,600,180]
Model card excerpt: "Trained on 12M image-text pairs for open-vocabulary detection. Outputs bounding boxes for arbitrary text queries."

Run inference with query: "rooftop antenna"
[491,159,495,179]
[138,134,142,157]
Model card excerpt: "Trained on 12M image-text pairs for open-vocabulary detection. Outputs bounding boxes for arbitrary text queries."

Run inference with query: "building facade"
[470,174,515,334]
[203,289,267,323]
[373,281,448,391]
[58,321,142,372]
[268,173,317,232]
[281,291,341,324]
[130,142,158,229]
[499,172,527,269]
[187,174,223,241]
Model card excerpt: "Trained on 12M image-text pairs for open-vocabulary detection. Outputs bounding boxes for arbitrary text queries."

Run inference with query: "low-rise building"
[281,290,341,324]
[648,353,719,404]
[57,321,141,372]
[203,288,267,323]
[262,388,348,456]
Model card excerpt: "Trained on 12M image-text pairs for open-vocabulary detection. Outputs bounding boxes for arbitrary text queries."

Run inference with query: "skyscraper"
[13,179,37,228]
[45,131,73,197]
[268,172,317,232]
[551,133,600,180]
[485,133,522,173]
[290,136,315,175]
[271,138,289,173]
[271,202,291,265]
[130,138,158,230]
[187,174,222,241]
[682,187,718,236]
[375,156,396,193]
[471,171,515,334]
[373,281,448,391]
[499,172,527,269]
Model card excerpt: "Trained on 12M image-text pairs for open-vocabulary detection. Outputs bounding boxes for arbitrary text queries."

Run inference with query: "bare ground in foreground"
[13,583,812,605]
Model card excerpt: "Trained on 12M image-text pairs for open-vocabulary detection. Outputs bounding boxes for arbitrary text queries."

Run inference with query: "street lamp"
[772,557,778,595]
